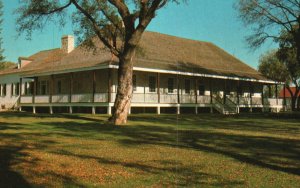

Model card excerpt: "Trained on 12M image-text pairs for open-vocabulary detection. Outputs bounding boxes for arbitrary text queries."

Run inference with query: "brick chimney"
[61,35,75,54]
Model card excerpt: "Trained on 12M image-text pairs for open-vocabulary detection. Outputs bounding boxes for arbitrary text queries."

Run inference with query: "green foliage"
[276,27,300,87]
[258,50,289,82]
[0,61,15,70]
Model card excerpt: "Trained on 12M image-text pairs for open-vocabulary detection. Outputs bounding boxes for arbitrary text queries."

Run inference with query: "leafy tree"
[258,49,300,111]
[236,0,300,66]
[15,0,182,125]
[258,50,289,82]
[276,29,300,110]
[0,61,15,70]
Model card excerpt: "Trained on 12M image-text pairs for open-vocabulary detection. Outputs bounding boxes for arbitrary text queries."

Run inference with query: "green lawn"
[0,112,299,187]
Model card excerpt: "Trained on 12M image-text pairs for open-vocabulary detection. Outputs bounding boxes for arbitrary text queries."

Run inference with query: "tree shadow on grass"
[51,150,243,187]
[0,121,86,188]
[39,116,300,177]
[0,145,31,188]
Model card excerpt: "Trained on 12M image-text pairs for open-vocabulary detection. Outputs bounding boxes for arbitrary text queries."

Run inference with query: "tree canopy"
[236,0,300,65]
[16,0,180,57]
[0,61,15,70]
[258,50,289,82]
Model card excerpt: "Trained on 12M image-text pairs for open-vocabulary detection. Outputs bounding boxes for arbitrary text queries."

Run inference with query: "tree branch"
[39,0,72,15]
[71,0,120,56]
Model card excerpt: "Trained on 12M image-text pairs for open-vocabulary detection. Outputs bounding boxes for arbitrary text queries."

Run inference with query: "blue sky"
[2,0,277,69]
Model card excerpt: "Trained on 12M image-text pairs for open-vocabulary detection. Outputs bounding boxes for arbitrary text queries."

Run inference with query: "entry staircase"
[212,96,238,115]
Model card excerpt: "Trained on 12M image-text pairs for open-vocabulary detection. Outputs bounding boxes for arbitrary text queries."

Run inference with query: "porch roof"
[1,31,277,83]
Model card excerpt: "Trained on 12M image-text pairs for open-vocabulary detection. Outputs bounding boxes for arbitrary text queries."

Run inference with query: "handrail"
[225,96,238,112]
[212,96,238,114]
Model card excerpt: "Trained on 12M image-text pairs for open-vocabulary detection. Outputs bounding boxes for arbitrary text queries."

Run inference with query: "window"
[39,80,49,95]
[2,84,6,96]
[11,83,19,96]
[185,79,190,94]
[237,85,242,95]
[168,78,174,93]
[57,80,62,94]
[250,85,254,95]
[225,86,230,95]
[15,83,20,95]
[199,85,205,95]
[133,75,137,92]
[149,76,156,92]
[11,84,14,96]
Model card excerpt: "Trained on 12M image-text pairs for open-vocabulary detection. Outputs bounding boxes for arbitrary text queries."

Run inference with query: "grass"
[0,112,299,187]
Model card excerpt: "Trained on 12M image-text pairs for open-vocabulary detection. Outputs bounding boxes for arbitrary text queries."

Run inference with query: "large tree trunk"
[109,47,135,125]
[109,27,145,125]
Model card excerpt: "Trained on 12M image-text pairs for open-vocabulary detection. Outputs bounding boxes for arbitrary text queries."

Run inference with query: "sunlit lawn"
[0,112,299,187]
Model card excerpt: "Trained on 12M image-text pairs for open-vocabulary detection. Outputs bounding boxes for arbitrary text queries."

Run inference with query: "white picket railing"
[52,95,69,103]
[71,94,93,103]
[197,96,211,104]
[180,95,196,104]
[35,95,50,103]
[160,94,178,104]
[20,96,33,104]
[94,93,108,103]
[17,92,284,109]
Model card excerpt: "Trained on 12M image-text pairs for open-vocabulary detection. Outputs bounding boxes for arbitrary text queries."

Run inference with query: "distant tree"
[276,29,300,110]
[15,0,183,125]
[0,0,5,62]
[258,49,300,111]
[236,0,300,66]
[0,61,15,70]
[258,50,289,82]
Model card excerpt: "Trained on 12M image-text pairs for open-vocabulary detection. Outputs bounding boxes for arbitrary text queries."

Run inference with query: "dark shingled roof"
[1,31,269,81]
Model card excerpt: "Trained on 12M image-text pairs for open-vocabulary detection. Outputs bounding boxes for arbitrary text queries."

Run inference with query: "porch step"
[212,96,238,115]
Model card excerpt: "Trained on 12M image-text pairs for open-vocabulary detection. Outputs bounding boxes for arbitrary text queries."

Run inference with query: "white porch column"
[92,106,96,115]
[176,105,180,115]
[107,106,112,115]
[195,106,198,114]
[69,106,73,114]
[49,106,53,114]
[157,106,161,115]
[33,106,36,114]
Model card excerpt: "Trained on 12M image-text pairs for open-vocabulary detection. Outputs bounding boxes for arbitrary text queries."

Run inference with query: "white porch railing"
[239,97,251,105]
[252,97,262,105]
[18,92,284,108]
[197,96,211,104]
[264,98,284,106]
[180,95,196,104]
[131,93,159,103]
[52,95,69,103]
[35,95,50,103]
[71,94,93,103]
[20,96,33,104]
[94,93,108,103]
[160,94,178,103]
